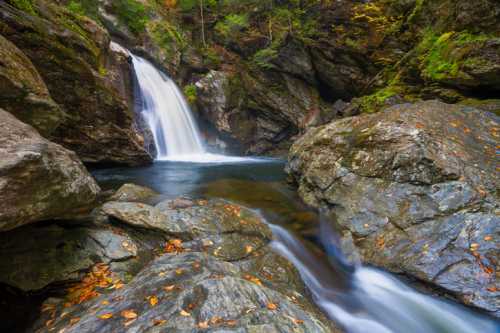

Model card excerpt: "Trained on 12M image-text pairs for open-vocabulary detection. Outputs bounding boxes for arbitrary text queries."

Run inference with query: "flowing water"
[131,54,252,163]
[115,55,500,332]
[93,162,499,333]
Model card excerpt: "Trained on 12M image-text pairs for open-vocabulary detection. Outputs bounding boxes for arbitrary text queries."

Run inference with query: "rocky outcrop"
[10,196,338,332]
[287,100,499,316]
[0,109,100,232]
[0,1,152,165]
[0,34,64,136]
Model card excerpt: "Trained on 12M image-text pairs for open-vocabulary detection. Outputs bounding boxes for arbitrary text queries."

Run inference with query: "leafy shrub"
[183,84,197,103]
[111,0,148,34]
[253,48,278,69]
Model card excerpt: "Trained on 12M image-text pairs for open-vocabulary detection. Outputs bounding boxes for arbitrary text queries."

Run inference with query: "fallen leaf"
[101,300,109,305]
[69,317,80,325]
[243,274,262,286]
[175,268,184,275]
[198,320,209,328]
[121,310,138,319]
[98,313,113,320]
[267,302,278,310]
[486,286,497,292]
[45,319,55,327]
[484,235,492,241]
[153,319,167,326]
[470,243,480,250]
[226,319,237,326]
[245,245,253,254]
[124,318,136,327]
[180,310,191,317]
[292,318,304,325]
[163,284,176,292]
[149,295,159,307]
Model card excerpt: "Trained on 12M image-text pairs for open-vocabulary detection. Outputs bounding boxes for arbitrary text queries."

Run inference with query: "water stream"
[118,56,500,332]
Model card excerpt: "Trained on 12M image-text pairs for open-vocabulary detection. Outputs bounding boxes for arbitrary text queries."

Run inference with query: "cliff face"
[82,0,499,156]
[0,0,152,166]
[2,0,498,157]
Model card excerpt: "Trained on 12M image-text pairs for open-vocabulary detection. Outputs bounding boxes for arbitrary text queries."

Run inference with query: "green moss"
[149,20,187,57]
[183,84,197,104]
[111,0,148,34]
[252,48,278,69]
[8,0,36,15]
[356,85,405,114]
[215,13,249,38]
[66,0,99,21]
[418,30,496,82]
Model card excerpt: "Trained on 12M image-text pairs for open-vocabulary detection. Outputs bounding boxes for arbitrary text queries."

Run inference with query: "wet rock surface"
[4,195,337,332]
[287,100,499,317]
[0,109,100,232]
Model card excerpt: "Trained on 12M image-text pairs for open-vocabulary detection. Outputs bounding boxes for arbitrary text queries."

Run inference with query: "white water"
[131,55,255,163]
[269,223,499,333]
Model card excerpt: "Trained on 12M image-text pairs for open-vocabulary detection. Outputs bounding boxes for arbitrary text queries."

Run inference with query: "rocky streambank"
[0,183,338,333]
[287,100,499,317]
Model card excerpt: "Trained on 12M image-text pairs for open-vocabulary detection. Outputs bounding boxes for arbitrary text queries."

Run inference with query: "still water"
[93,160,499,333]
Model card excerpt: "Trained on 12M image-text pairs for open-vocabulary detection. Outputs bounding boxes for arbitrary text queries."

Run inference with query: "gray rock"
[102,201,186,234]
[287,100,499,316]
[109,183,159,203]
[0,109,100,232]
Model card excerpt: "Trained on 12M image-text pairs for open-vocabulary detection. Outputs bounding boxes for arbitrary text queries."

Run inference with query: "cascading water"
[269,221,499,333]
[131,54,253,163]
[131,55,205,160]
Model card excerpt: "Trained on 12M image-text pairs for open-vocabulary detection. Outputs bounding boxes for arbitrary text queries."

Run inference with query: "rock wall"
[0,1,152,166]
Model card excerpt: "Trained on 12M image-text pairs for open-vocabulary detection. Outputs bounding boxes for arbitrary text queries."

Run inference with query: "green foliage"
[183,84,197,103]
[253,48,278,69]
[418,30,494,81]
[111,0,148,34]
[201,47,221,67]
[8,0,36,15]
[66,0,100,20]
[215,13,249,37]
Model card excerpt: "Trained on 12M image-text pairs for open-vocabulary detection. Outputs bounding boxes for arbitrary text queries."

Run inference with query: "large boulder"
[0,1,152,165]
[0,109,100,231]
[287,100,499,316]
[26,198,338,333]
[0,34,64,136]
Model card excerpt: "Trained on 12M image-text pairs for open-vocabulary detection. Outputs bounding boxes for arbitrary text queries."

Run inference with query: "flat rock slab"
[287,100,499,316]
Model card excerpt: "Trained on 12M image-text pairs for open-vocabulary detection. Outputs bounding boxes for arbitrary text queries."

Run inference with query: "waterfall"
[130,54,258,163]
[131,55,205,160]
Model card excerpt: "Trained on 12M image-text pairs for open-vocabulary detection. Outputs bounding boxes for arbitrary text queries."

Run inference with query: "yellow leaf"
[149,295,159,307]
[98,313,113,320]
[180,310,191,316]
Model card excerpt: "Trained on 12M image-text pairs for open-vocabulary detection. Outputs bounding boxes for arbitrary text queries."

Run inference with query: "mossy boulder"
[0,34,64,136]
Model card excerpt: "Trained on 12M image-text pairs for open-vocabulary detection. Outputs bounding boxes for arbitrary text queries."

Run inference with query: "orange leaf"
[149,296,159,307]
[121,310,138,319]
[153,319,167,326]
[267,302,278,310]
[163,284,176,292]
[198,320,209,329]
